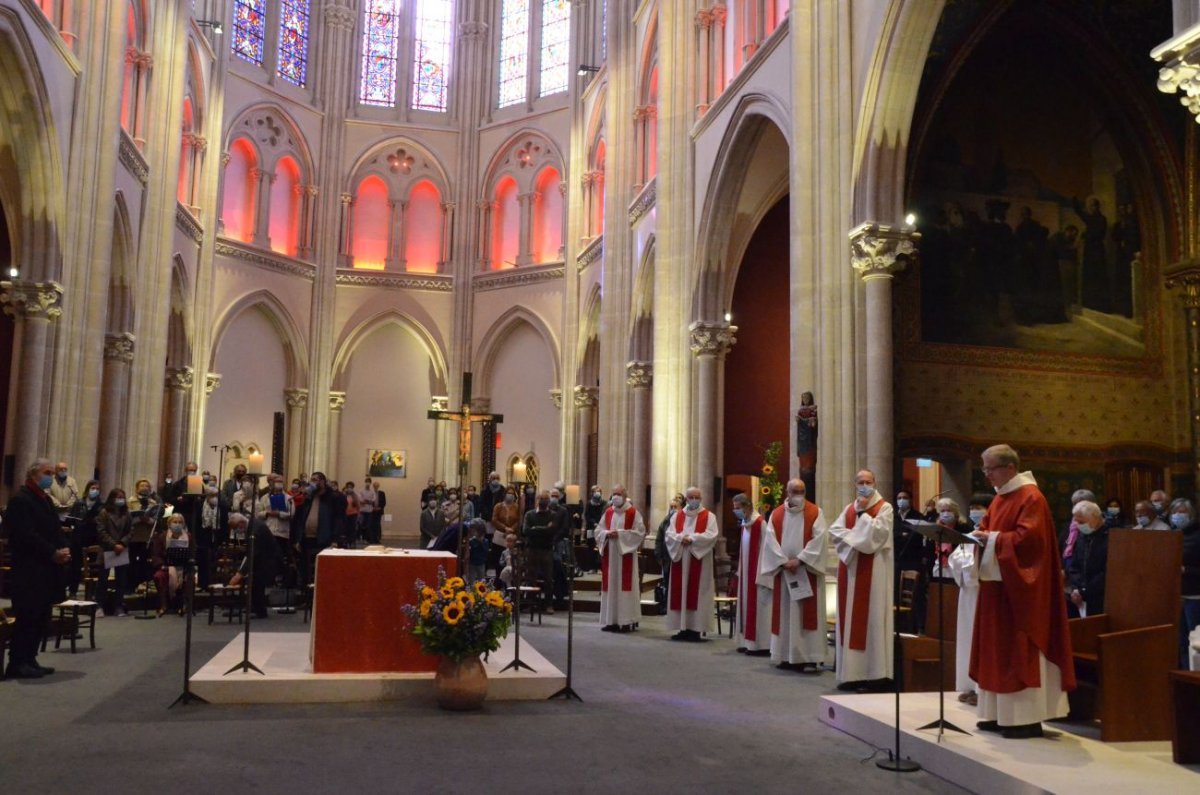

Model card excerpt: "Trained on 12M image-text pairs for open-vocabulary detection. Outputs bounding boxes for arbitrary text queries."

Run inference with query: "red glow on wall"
[221,138,257,243]
[647,69,658,180]
[405,180,441,273]
[770,1,790,35]
[352,174,389,270]
[492,176,519,270]
[269,156,301,256]
[593,141,606,236]
[177,98,193,205]
[532,167,562,263]
[120,2,136,133]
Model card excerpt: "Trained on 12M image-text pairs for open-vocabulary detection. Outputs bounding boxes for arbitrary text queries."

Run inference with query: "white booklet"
[783,568,814,601]
[103,548,130,569]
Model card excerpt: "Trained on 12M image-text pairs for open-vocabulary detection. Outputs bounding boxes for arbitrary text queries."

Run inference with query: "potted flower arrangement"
[759,440,784,514]
[402,569,513,710]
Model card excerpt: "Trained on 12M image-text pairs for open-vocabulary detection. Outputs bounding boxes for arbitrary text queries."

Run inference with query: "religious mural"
[368,449,406,478]
[910,7,1153,358]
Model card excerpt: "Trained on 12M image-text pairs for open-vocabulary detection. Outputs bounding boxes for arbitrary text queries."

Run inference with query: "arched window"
[492,176,520,270]
[177,98,194,205]
[221,139,258,242]
[232,0,267,66]
[538,0,571,97]
[360,0,402,106]
[532,167,562,264]
[498,0,530,108]
[411,0,454,111]
[269,157,302,257]
[351,175,390,269]
[277,0,311,87]
[405,180,442,273]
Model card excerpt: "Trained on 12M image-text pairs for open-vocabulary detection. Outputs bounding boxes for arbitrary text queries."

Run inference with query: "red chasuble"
[740,515,765,642]
[837,499,882,651]
[669,509,708,612]
[599,505,638,592]
[769,503,821,633]
[969,483,1076,694]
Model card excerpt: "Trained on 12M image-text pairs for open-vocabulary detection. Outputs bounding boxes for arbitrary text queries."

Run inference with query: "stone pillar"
[298,185,319,258]
[187,134,207,211]
[284,388,309,479]
[626,361,653,509]
[252,167,274,248]
[439,201,456,271]
[339,192,354,265]
[695,9,713,114]
[162,366,195,476]
[327,391,346,472]
[580,172,595,239]
[517,191,535,266]
[573,386,599,486]
[689,322,736,503]
[1166,265,1200,493]
[132,52,152,148]
[849,223,917,497]
[98,332,135,484]
[711,4,727,93]
[476,199,492,269]
[0,281,64,474]
[385,199,402,270]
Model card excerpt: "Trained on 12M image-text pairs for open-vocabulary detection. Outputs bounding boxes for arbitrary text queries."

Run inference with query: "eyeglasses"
[980,464,1011,474]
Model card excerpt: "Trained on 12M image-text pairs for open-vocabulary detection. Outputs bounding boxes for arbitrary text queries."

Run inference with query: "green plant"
[402,569,512,662]
[758,440,784,512]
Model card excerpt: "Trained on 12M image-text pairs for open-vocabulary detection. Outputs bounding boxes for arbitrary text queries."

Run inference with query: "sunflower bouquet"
[759,440,784,512]
[402,569,513,662]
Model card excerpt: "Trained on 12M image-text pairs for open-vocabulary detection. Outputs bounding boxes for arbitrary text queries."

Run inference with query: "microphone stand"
[501,545,535,673]
[549,514,582,701]
[169,552,208,707]
[916,523,970,739]
[225,475,264,676]
[876,519,920,773]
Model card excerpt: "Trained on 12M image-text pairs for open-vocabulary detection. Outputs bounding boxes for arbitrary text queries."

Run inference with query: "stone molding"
[175,203,203,244]
[1166,262,1200,309]
[577,235,603,270]
[284,387,308,408]
[323,5,356,30]
[336,269,454,292]
[118,130,149,185]
[215,239,317,280]
[0,280,64,321]
[165,366,194,391]
[329,391,347,411]
[689,321,737,357]
[103,332,136,363]
[549,389,563,409]
[473,263,564,291]
[628,178,656,225]
[430,395,449,412]
[205,373,222,395]
[849,223,918,280]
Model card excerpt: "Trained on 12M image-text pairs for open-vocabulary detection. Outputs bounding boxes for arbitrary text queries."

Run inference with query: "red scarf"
[770,502,821,634]
[837,499,882,651]
[599,505,638,593]
[669,510,708,612]
[740,516,765,642]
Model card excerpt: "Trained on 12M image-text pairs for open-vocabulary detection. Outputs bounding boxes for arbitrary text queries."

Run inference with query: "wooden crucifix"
[427,373,502,571]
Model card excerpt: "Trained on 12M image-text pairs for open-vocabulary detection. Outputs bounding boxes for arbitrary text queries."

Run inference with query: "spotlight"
[196,19,223,35]
[904,212,917,226]
[7,267,18,278]
[576,64,601,76]
[723,312,732,323]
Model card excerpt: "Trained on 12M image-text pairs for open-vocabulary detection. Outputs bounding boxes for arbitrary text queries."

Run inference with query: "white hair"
[1072,500,1102,521]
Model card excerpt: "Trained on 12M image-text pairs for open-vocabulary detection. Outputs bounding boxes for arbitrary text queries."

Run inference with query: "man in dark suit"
[291,472,345,585]
[6,459,70,679]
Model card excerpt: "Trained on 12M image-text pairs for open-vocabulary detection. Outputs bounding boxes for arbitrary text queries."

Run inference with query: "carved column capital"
[459,20,489,39]
[340,192,354,207]
[1166,263,1200,309]
[850,223,919,281]
[549,389,563,409]
[205,373,222,394]
[165,366,195,391]
[689,321,737,358]
[0,280,64,321]
[695,9,714,29]
[323,5,356,31]
[573,385,599,408]
[284,387,309,408]
[711,5,728,26]
[103,332,136,362]
[625,361,653,389]
[190,134,207,153]
[329,391,347,412]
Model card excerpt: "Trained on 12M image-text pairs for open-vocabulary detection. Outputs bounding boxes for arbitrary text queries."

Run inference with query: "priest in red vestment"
[970,444,1076,739]
[731,493,771,655]
[594,484,646,632]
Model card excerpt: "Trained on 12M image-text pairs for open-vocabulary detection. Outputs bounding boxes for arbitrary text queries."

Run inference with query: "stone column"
[626,361,653,509]
[0,281,64,473]
[477,199,492,269]
[695,9,713,114]
[252,167,274,248]
[162,366,195,476]
[339,192,354,265]
[327,391,346,473]
[689,322,736,502]
[284,388,309,479]
[98,332,135,484]
[298,185,319,258]
[133,52,153,148]
[517,191,535,266]
[580,172,595,239]
[439,201,456,271]
[573,386,599,486]
[385,198,402,270]
[850,223,917,497]
[711,5,727,93]
[1166,265,1200,493]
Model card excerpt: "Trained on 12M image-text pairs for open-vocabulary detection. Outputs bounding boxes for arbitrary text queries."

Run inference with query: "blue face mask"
[1105,507,1119,518]
[1171,512,1190,529]
[897,499,910,510]
[37,474,53,490]
[733,508,745,522]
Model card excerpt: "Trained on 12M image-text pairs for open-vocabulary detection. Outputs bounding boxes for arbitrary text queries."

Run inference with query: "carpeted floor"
[1,605,964,794]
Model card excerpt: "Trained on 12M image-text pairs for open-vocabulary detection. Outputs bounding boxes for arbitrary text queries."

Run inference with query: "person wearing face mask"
[547,487,572,602]
[521,489,559,613]
[421,477,438,509]
[222,464,249,508]
[127,478,160,590]
[356,477,378,544]
[893,489,931,634]
[1133,500,1170,531]
[731,493,771,655]
[931,499,970,580]
[197,486,228,588]
[292,473,345,585]
[420,490,447,549]
[827,469,895,691]
[584,486,606,552]
[1060,488,1096,569]
[1150,489,1171,522]
[664,486,720,641]
[760,479,828,672]
[441,487,460,528]
[479,471,502,526]
[654,493,685,614]
[63,479,103,598]
[949,495,989,707]
[96,488,133,617]
[1172,498,1200,668]
[1066,501,1109,618]
[342,481,361,546]
[971,444,1075,740]
[594,485,646,632]
[257,474,295,566]
[489,487,520,573]
[151,513,193,616]
[1102,498,1126,529]
[4,459,71,678]
[48,460,80,521]
[230,475,260,521]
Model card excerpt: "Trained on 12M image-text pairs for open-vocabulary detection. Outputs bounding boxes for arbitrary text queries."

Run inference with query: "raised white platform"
[191,631,565,704]
[819,692,1200,794]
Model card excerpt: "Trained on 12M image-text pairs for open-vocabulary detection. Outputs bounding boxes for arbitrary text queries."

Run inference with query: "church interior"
[3,0,1200,791]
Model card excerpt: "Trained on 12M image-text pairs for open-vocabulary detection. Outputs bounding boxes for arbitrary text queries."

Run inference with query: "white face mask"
[938,511,956,525]
[1078,521,1096,536]
[1136,515,1151,528]
[787,495,805,511]
[611,495,625,508]
[968,510,985,524]
[897,498,910,510]
[686,498,701,512]
[856,484,873,498]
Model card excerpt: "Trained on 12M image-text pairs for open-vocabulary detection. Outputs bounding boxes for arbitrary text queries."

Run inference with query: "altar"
[310,548,456,674]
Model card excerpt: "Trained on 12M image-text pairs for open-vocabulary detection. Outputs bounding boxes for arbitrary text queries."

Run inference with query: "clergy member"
[731,493,771,655]
[665,486,719,642]
[594,484,646,633]
[948,496,989,707]
[827,469,894,691]
[970,444,1075,739]
[759,478,828,673]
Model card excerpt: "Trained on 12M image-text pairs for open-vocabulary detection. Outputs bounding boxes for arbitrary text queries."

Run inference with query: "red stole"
[837,499,882,651]
[740,516,765,642]
[770,503,821,634]
[669,510,708,612]
[599,505,637,593]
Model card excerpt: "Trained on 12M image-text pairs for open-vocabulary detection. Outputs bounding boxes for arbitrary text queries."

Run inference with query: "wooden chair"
[1068,529,1182,742]
[80,545,103,602]
[42,600,99,653]
[206,544,246,625]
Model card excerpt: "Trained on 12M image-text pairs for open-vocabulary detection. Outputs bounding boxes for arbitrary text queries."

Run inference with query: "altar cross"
[427,372,503,480]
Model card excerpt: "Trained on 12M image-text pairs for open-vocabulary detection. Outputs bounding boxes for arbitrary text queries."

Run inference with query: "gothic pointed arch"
[480,128,566,196]
[209,289,309,387]
[472,305,562,397]
[223,102,315,179]
[330,309,449,396]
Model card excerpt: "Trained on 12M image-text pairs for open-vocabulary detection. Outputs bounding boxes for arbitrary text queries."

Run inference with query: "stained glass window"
[277,0,311,86]
[539,0,571,97]
[360,0,402,106]
[232,0,267,65]
[411,0,454,111]
[600,0,607,62]
[498,0,529,108]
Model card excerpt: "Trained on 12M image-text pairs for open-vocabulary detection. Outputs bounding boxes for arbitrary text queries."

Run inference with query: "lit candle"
[512,460,527,482]
[565,484,581,504]
[248,451,265,474]
[185,475,204,495]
